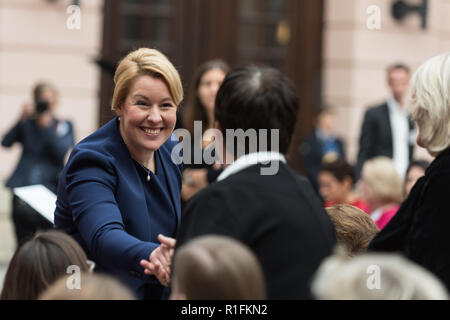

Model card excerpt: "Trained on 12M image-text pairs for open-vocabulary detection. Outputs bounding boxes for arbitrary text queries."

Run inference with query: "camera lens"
[35,99,49,114]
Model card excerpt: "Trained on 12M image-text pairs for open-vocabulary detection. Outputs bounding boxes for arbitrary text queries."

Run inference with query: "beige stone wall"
[323,0,450,163]
[0,0,103,183]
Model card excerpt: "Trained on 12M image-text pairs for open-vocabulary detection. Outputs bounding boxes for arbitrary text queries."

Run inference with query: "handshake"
[140,234,176,287]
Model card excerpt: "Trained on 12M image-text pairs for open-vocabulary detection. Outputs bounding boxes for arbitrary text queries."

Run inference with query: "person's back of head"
[0,230,89,300]
[170,235,267,300]
[325,204,379,256]
[39,272,135,300]
[360,156,403,205]
[214,65,299,155]
[312,249,449,300]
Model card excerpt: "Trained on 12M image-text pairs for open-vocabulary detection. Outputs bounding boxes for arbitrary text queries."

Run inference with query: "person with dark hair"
[150,65,336,299]
[1,82,74,247]
[318,159,369,212]
[179,59,230,202]
[404,159,429,196]
[356,64,415,180]
[170,235,266,300]
[301,107,346,193]
[1,230,90,300]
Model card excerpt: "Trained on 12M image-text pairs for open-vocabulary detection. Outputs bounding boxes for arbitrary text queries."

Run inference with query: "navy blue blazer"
[2,118,74,192]
[54,117,182,299]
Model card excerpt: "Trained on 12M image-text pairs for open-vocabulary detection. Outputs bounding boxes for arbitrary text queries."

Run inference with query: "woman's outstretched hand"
[140,234,176,286]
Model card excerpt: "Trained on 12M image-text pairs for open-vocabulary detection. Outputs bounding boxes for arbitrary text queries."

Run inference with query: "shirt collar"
[217,151,286,182]
[387,96,408,116]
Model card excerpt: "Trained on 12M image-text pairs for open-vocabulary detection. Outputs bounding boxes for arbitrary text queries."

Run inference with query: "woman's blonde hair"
[362,157,403,204]
[410,52,450,154]
[312,249,449,300]
[111,48,183,111]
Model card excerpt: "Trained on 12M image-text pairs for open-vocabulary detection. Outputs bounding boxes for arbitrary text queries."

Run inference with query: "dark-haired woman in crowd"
[180,59,230,202]
[404,159,429,197]
[318,159,369,213]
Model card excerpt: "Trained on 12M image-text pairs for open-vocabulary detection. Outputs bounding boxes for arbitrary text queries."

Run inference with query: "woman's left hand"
[140,234,176,286]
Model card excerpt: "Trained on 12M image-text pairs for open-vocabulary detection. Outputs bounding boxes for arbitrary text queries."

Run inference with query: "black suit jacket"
[176,161,336,299]
[356,102,414,179]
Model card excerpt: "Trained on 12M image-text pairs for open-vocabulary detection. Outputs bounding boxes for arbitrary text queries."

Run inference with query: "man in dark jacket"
[356,64,415,180]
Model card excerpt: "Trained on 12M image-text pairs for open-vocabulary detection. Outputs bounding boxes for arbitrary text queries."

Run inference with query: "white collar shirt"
[387,97,410,179]
[217,151,286,182]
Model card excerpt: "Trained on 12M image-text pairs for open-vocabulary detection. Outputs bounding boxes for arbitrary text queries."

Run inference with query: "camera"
[35,99,49,114]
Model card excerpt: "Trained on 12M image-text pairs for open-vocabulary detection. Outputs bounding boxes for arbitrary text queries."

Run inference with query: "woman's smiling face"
[116,75,177,159]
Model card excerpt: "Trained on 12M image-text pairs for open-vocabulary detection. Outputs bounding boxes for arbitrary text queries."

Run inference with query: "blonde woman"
[369,52,450,291]
[54,48,183,299]
[358,156,403,229]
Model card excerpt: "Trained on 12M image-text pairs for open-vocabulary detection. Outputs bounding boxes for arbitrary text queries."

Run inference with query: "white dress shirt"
[217,151,286,182]
[387,97,410,179]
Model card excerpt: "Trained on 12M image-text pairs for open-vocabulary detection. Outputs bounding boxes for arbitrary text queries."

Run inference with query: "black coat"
[175,161,336,299]
[369,148,450,290]
[356,102,414,179]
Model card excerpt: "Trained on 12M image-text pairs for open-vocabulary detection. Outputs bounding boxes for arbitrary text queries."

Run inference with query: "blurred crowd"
[1,48,449,300]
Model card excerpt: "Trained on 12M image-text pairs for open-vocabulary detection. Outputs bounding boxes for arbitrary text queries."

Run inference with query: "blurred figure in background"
[325,204,379,256]
[1,82,74,246]
[404,159,429,197]
[358,157,403,230]
[301,107,346,193]
[170,235,266,300]
[180,59,230,203]
[318,159,369,213]
[356,64,415,180]
[312,250,448,300]
[1,230,89,300]
[40,273,135,300]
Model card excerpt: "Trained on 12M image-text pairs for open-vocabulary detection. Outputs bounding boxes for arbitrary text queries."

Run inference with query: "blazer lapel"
[381,103,393,155]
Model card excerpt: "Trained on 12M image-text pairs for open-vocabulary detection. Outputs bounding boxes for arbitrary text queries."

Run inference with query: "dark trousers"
[11,194,53,247]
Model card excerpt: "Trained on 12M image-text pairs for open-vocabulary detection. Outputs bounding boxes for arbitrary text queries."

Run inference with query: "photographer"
[2,82,74,246]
